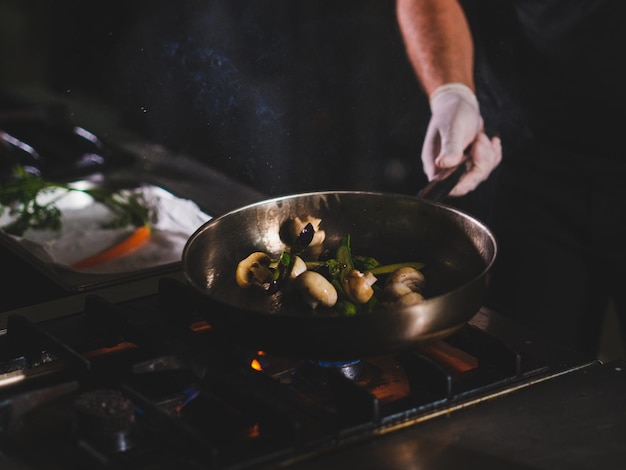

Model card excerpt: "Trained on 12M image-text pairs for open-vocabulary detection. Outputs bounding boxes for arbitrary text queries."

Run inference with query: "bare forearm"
[396,0,475,95]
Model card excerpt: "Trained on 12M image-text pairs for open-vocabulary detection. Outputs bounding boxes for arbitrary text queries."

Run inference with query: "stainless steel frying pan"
[182,187,497,362]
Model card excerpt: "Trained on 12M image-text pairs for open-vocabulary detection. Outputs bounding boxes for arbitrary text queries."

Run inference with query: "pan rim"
[182,190,497,318]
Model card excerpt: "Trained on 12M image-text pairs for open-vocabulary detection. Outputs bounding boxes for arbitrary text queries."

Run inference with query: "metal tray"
[0,140,265,293]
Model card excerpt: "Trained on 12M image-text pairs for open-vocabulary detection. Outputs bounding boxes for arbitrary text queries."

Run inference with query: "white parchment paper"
[0,185,211,274]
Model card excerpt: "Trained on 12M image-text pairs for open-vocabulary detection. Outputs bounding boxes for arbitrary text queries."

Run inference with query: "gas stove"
[1,97,624,470]
[0,268,608,470]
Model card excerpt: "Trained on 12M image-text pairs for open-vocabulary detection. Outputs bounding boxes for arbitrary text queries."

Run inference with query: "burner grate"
[0,278,558,469]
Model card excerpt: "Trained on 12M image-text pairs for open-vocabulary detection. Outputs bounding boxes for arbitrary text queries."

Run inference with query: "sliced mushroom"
[289,255,308,279]
[294,271,338,309]
[343,269,378,304]
[284,216,326,247]
[235,252,274,288]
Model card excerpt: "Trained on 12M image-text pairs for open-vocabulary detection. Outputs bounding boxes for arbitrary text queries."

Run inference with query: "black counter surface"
[286,359,626,470]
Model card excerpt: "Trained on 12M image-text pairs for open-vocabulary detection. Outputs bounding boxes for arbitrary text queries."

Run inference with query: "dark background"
[0,0,431,196]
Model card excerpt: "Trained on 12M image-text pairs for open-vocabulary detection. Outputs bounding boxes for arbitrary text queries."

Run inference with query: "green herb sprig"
[0,166,153,237]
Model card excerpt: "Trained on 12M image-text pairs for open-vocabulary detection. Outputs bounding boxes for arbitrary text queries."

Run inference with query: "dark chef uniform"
[451,0,626,356]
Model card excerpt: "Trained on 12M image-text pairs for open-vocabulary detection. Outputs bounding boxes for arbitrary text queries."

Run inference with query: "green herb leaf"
[0,166,154,237]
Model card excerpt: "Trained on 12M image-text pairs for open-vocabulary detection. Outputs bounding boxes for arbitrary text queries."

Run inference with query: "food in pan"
[383,266,426,306]
[0,166,151,237]
[280,215,326,247]
[294,270,338,309]
[235,216,425,315]
[235,252,274,288]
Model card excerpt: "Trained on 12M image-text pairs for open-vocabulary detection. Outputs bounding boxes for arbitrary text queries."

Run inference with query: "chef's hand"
[422,83,502,197]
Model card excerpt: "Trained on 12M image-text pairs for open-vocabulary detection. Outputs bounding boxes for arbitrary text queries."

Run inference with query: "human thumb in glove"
[421,83,502,197]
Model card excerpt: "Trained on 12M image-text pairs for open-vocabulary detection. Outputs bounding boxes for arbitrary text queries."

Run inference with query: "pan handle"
[416,159,469,202]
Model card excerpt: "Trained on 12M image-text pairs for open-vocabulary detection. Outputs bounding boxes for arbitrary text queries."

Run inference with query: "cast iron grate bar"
[220,366,303,445]
[157,277,206,325]
[5,313,90,372]
[395,324,526,405]
[84,293,210,368]
[121,383,220,469]
[327,367,380,429]
[447,324,520,372]
[398,351,452,404]
[83,294,131,349]
[443,324,522,396]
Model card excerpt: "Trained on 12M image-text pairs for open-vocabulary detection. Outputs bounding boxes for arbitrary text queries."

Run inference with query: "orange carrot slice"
[71,225,151,270]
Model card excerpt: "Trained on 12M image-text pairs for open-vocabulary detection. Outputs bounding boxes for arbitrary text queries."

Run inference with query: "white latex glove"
[422,83,502,197]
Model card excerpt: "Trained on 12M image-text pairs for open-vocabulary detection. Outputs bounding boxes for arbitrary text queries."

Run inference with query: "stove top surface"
[0,98,618,469]
[0,272,603,470]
